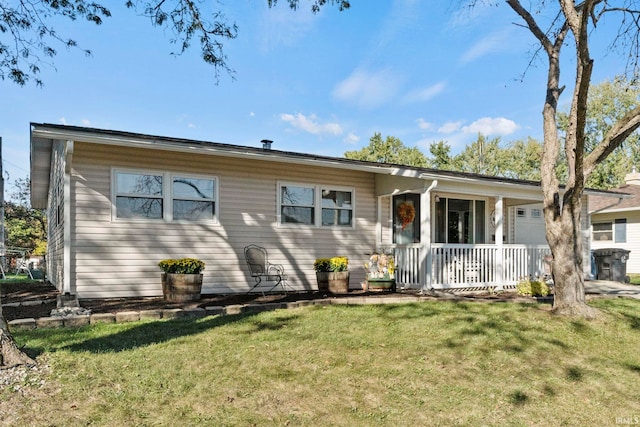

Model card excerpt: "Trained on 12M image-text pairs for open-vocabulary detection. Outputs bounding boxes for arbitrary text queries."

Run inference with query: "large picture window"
[113,170,217,222]
[279,182,354,227]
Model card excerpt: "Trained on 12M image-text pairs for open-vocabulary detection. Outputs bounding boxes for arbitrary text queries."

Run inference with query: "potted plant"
[364,252,396,292]
[158,258,205,302]
[314,256,349,294]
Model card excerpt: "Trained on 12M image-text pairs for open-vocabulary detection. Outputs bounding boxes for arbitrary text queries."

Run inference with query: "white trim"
[63,140,73,295]
[277,180,356,229]
[31,126,400,176]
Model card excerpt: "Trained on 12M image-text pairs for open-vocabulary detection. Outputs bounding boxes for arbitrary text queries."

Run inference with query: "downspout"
[589,197,625,215]
[63,140,74,295]
[420,180,438,293]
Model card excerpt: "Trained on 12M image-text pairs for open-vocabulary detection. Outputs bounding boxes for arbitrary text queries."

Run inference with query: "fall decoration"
[397,202,416,230]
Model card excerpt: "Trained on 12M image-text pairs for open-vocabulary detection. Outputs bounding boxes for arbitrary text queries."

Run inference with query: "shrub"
[158,258,205,274]
[314,256,349,272]
[516,278,550,297]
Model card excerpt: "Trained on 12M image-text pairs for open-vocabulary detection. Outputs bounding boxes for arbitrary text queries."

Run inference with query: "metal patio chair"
[244,245,288,295]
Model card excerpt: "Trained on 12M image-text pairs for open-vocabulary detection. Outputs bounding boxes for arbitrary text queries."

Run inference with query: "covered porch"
[373,170,568,291]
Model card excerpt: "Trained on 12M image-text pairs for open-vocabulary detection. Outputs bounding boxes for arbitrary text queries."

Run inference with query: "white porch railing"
[394,244,552,290]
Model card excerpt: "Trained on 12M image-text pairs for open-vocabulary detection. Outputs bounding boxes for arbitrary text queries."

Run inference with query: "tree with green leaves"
[558,76,640,189]
[3,177,46,253]
[501,137,543,181]
[344,133,429,167]
[499,0,640,318]
[1,177,41,367]
[1,0,350,86]
[427,141,456,170]
[452,134,506,176]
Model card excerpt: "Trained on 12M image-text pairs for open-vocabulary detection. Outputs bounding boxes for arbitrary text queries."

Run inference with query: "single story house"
[589,168,640,274]
[30,123,615,299]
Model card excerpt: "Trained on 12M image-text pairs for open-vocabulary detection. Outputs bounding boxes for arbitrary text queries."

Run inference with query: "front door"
[393,194,420,244]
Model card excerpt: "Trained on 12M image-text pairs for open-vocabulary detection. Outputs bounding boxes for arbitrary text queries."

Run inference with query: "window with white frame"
[279,182,354,227]
[615,218,627,243]
[321,188,353,226]
[531,208,542,219]
[172,176,216,220]
[113,170,217,221]
[592,222,613,241]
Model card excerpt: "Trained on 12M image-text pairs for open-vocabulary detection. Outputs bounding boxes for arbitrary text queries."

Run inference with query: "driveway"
[584,280,640,299]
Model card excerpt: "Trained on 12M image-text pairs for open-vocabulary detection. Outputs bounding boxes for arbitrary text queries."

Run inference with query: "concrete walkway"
[584,280,640,299]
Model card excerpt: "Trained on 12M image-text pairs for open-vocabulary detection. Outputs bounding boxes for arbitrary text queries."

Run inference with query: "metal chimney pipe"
[261,139,273,150]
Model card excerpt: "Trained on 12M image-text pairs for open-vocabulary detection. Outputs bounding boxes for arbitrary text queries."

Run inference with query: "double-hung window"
[593,219,627,242]
[279,182,354,227]
[172,176,216,221]
[115,172,164,219]
[113,170,217,222]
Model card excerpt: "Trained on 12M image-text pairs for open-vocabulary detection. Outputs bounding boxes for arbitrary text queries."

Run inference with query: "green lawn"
[2,299,640,426]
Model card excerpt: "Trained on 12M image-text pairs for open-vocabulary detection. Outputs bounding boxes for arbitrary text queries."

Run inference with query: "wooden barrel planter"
[316,271,350,294]
[162,273,203,302]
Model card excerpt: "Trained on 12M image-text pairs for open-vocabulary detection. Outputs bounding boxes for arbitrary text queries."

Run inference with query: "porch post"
[376,196,382,251]
[420,181,437,292]
[495,196,504,291]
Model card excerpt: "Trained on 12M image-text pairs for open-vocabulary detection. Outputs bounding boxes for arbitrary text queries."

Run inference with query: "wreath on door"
[397,202,416,230]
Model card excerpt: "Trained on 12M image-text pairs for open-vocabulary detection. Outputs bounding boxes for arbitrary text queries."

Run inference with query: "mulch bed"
[1,281,545,322]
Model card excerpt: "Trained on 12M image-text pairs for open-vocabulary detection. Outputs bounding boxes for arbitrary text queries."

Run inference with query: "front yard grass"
[628,273,640,285]
[2,299,640,426]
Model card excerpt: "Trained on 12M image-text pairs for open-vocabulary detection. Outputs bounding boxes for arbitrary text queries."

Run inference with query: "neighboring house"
[589,168,640,274]
[30,123,615,299]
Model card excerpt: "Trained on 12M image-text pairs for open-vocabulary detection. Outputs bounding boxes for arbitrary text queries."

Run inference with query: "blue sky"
[0,1,628,196]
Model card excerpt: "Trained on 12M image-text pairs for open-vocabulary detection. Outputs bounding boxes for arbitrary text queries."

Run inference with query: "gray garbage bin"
[593,248,630,283]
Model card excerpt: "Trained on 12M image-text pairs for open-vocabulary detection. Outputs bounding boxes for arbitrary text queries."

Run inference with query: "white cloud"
[344,133,360,144]
[259,5,316,51]
[403,82,446,104]
[81,119,91,126]
[333,69,402,109]
[438,121,463,134]
[462,117,519,135]
[249,112,255,117]
[59,117,67,125]
[280,113,343,136]
[416,118,433,130]
[460,28,514,64]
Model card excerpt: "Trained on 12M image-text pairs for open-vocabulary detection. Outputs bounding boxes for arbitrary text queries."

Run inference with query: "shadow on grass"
[20,310,304,355]
[19,297,613,358]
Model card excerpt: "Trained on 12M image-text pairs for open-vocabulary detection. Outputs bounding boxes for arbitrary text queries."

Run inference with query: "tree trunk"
[0,305,35,367]
[545,197,599,319]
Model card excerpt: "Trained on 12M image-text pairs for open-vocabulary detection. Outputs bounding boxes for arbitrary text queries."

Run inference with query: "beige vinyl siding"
[591,209,640,274]
[46,141,66,291]
[70,142,377,298]
[380,195,392,245]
